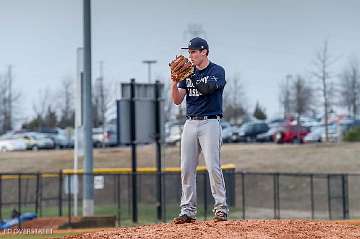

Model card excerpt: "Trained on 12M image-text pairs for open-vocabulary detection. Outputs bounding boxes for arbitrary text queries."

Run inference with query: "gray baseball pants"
[179,118,228,218]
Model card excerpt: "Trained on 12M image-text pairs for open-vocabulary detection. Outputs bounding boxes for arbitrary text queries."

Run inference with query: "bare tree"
[339,58,360,118]
[0,75,5,133]
[290,75,314,117]
[31,88,51,129]
[311,41,337,142]
[223,74,247,124]
[279,74,292,118]
[290,75,315,142]
[0,65,21,133]
[57,77,74,128]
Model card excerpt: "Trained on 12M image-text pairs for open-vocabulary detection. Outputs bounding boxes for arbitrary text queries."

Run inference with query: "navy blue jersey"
[178,62,226,116]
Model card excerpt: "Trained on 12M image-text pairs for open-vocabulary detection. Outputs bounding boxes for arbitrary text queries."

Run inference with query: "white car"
[304,126,323,143]
[0,138,27,152]
[165,125,183,145]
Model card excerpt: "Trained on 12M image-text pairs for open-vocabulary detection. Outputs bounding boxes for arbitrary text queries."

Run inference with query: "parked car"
[92,127,118,147]
[303,126,324,143]
[273,125,310,144]
[220,121,234,143]
[15,132,55,150]
[0,138,27,152]
[267,118,286,128]
[37,128,73,149]
[232,121,269,142]
[165,124,182,145]
[256,127,280,143]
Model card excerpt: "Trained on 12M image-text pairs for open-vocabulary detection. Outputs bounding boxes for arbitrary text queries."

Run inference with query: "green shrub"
[344,127,360,142]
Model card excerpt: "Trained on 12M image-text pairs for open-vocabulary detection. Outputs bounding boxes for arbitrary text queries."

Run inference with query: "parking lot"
[0,142,359,173]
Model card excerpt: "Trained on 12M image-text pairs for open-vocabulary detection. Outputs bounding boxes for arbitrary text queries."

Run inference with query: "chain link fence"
[0,169,356,226]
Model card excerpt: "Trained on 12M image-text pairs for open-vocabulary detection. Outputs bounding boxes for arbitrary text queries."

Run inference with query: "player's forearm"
[190,73,226,95]
[171,83,183,105]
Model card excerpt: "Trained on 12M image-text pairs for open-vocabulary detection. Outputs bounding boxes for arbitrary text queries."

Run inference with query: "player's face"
[188,49,207,66]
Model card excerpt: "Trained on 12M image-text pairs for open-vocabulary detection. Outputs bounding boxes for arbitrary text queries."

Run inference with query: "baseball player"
[170,37,228,223]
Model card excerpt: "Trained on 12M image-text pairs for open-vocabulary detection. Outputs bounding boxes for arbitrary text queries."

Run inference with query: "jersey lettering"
[186,79,202,97]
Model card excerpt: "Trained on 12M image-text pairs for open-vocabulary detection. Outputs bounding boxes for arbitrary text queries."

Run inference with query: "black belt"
[186,115,222,120]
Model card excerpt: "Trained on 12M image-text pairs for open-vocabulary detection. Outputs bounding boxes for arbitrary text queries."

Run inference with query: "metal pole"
[68,175,72,226]
[83,0,94,216]
[58,171,63,216]
[0,175,2,221]
[18,174,22,229]
[154,81,163,221]
[117,174,121,226]
[130,79,138,223]
[35,173,40,216]
[241,172,245,220]
[142,60,157,83]
[74,47,84,217]
[310,175,314,220]
[327,175,332,220]
[273,174,280,219]
[342,175,349,219]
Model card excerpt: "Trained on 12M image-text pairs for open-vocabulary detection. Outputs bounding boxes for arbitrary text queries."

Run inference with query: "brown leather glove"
[169,55,194,82]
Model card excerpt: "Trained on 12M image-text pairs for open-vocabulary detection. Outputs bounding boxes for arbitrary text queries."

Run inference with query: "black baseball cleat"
[214,211,228,222]
[173,214,196,224]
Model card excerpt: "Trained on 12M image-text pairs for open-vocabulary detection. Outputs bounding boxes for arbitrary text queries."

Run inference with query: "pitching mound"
[64,219,360,239]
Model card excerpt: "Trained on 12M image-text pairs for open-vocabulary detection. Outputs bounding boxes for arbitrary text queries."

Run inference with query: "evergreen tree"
[253,102,267,120]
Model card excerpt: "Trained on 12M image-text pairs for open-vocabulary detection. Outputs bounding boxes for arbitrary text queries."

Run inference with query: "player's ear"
[201,49,208,56]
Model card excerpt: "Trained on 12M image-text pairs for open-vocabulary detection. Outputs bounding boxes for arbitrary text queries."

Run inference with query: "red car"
[272,125,310,144]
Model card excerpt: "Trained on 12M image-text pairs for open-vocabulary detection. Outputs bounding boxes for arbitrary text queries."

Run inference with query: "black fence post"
[59,170,63,217]
[273,174,280,219]
[327,175,332,220]
[241,172,245,220]
[130,78,138,223]
[163,172,167,222]
[39,174,43,217]
[204,172,208,220]
[128,174,131,218]
[310,174,314,219]
[154,80,163,222]
[342,174,349,219]
[67,174,72,226]
[35,173,40,216]
[117,174,121,226]
[18,174,22,229]
[0,174,2,221]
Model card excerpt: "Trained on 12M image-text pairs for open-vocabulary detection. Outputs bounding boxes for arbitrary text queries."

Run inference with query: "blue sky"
[1,0,359,124]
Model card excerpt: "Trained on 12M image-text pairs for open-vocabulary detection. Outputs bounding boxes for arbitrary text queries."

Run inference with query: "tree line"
[0,63,115,134]
[1,42,359,135]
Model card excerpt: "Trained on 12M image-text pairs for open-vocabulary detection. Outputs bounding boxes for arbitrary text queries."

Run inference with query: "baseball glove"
[169,55,194,82]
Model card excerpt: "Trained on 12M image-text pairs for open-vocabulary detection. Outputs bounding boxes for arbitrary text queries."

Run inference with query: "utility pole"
[83,0,94,216]
[74,47,84,217]
[142,60,157,83]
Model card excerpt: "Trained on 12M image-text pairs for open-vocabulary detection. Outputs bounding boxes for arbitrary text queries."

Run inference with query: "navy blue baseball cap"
[181,37,209,50]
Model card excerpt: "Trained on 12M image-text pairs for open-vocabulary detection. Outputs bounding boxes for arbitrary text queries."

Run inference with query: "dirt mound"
[64,219,360,239]
[17,217,81,229]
